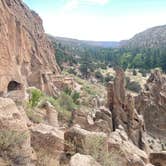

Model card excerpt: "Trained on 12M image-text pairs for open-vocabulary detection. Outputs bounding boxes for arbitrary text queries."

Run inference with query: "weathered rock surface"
[69,153,101,166]
[0,157,11,166]
[0,0,60,97]
[107,128,148,166]
[71,106,112,134]
[149,152,166,166]
[0,97,34,166]
[64,125,107,155]
[39,101,59,127]
[136,70,166,141]
[107,68,146,150]
[30,123,64,159]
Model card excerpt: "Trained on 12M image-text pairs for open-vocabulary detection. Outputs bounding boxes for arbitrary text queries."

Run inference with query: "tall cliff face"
[0,0,60,95]
[107,68,146,150]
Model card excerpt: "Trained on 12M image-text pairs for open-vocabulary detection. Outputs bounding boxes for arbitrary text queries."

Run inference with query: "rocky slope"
[0,0,60,97]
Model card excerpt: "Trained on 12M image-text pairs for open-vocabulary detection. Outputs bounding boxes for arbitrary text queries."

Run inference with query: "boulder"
[71,106,112,134]
[30,124,64,162]
[149,152,166,166]
[69,153,100,166]
[0,97,34,166]
[69,153,101,166]
[64,125,107,155]
[107,128,148,166]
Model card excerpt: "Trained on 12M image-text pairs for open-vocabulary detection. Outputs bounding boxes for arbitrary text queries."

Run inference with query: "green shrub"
[71,91,80,104]
[28,89,44,108]
[67,68,77,75]
[57,92,76,112]
[45,95,74,123]
[95,71,103,80]
[126,77,141,93]
[139,69,148,77]
[132,69,137,76]
[63,87,72,96]
[83,85,96,95]
[104,74,114,83]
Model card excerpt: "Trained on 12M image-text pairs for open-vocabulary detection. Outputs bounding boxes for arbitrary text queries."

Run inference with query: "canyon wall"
[0,0,60,96]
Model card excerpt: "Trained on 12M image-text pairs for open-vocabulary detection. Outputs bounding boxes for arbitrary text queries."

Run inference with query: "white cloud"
[41,11,166,41]
[62,0,109,12]
[62,0,79,11]
[85,0,109,5]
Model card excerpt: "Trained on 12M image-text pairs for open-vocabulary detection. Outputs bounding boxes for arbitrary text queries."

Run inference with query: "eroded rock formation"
[107,68,146,150]
[64,125,107,156]
[0,0,60,97]
[107,128,148,166]
[0,97,34,165]
[30,123,64,164]
[136,70,166,140]
[71,106,112,134]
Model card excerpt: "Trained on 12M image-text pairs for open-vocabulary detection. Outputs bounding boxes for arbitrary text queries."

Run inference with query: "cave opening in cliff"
[7,81,22,92]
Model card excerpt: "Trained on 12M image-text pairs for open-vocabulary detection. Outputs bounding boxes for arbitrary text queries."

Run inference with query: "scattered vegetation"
[95,70,104,81]
[26,109,43,123]
[138,68,149,77]
[57,92,77,112]
[132,69,137,76]
[104,73,114,83]
[28,88,44,108]
[25,87,80,124]
[0,130,27,151]
[47,92,78,123]
[36,150,59,166]
[126,77,142,93]
[84,136,119,166]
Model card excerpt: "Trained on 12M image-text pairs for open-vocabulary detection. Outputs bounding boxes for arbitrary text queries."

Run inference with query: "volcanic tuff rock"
[71,106,113,134]
[0,0,60,97]
[149,152,166,166]
[64,125,107,155]
[69,153,101,166]
[136,70,166,141]
[107,128,148,166]
[107,68,146,150]
[0,97,34,166]
[30,123,64,155]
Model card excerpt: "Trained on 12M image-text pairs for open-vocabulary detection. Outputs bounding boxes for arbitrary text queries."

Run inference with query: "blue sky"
[24,0,166,41]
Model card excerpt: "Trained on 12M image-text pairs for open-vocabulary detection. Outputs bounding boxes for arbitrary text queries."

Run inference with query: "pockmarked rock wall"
[0,0,60,96]
[107,68,146,150]
[136,70,166,140]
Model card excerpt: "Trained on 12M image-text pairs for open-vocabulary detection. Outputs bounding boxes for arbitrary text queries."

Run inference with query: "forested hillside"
[48,24,166,73]
[122,24,166,49]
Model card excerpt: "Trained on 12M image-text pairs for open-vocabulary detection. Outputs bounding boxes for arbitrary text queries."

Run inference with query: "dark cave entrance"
[7,81,22,92]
